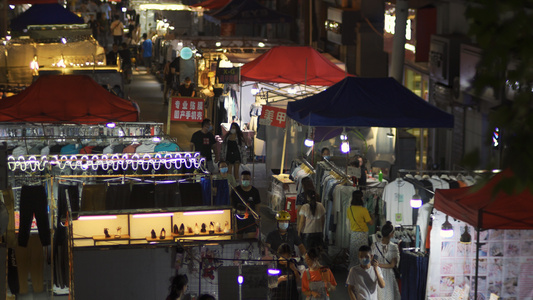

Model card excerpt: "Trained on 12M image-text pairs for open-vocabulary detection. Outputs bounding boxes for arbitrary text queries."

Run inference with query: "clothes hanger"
[440,173,450,180]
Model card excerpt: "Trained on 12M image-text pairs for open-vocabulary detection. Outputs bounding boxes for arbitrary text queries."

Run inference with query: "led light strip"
[78,215,117,221]
[7,153,204,171]
[182,210,225,216]
[132,213,175,218]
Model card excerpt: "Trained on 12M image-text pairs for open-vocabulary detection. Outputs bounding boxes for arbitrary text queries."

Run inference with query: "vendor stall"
[431,169,533,299]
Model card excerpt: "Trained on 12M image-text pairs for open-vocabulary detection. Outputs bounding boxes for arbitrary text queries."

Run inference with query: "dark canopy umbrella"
[205,0,292,24]
[10,3,84,31]
[287,77,454,128]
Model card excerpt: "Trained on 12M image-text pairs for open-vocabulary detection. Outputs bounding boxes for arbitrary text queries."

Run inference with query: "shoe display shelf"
[71,206,235,247]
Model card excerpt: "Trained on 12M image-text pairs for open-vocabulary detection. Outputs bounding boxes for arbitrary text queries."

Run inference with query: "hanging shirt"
[382,178,416,226]
[154,142,179,152]
[60,144,81,155]
[136,143,156,153]
[103,144,114,154]
[123,143,140,153]
[12,146,27,157]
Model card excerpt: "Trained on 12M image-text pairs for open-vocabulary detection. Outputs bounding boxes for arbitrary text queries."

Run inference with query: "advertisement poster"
[427,210,533,300]
[170,97,204,122]
[258,106,286,128]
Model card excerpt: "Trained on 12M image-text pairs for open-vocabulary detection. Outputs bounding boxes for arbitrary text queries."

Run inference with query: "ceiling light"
[341,141,350,153]
[258,42,265,47]
[61,37,67,44]
[387,128,394,138]
[215,42,222,47]
[237,275,244,285]
[441,215,454,238]
[304,128,314,147]
[106,122,116,128]
[121,7,127,12]
[410,191,422,208]
[267,269,281,276]
[340,128,348,141]
[460,226,472,244]
[251,83,259,95]
[287,87,296,94]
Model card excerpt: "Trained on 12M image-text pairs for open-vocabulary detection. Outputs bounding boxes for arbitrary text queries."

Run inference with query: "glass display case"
[71,207,234,247]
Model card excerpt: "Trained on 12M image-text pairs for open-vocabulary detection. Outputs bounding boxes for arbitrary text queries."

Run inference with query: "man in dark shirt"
[118,43,132,83]
[231,170,261,239]
[190,118,218,173]
[177,77,196,97]
[266,210,306,256]
[106,44,119,66]
[164,56,180,104]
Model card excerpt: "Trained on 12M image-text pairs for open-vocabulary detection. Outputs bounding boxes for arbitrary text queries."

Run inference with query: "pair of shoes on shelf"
[151,228,166,239]
[173,224,185,235]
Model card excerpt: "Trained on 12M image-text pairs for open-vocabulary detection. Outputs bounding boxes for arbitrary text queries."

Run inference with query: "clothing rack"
[397,169,470,175]
[322,158,354,185]
[294,157,315,173]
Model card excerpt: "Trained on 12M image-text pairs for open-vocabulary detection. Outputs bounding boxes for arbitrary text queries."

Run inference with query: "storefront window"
[404,68,429,168]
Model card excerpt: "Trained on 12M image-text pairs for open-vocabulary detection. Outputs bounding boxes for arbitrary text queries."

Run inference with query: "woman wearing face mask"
[301,247,337,300]
[211,161,237,206]
[215,161,237,187]
[371,221,400,300]
[221,123,248,182]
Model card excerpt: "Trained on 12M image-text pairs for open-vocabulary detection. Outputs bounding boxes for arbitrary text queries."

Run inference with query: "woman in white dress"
[372,221,401,300]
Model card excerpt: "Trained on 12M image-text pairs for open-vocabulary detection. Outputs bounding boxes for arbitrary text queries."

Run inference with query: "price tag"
[395,213,402,222]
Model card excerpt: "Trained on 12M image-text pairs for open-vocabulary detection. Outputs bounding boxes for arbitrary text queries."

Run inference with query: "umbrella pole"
[280,125,288,175]
[474,211,482,300]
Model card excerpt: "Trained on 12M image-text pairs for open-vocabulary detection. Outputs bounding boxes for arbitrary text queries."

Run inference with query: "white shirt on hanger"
[136,142,156,153]
[382,178,416,226]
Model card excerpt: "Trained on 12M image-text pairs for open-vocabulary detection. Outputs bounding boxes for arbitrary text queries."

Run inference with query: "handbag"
[374,242,401,279]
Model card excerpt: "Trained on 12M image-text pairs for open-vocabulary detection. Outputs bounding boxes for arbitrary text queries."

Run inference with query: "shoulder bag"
[374,242,401,279]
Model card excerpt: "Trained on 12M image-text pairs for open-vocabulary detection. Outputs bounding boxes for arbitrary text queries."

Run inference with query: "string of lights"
[7,152,205,172]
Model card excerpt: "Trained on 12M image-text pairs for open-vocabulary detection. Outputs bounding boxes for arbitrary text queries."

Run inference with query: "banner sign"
[170,97,204,122]
[259,106,286,128]
[217,67,240,84]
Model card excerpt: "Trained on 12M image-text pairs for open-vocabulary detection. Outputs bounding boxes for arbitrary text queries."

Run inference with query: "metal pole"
[308,0,312,46]
[474,211,482,300]
[239,67,242,123]
[279,126,288,175]
[390,0,408,82]
[238,264,243,300]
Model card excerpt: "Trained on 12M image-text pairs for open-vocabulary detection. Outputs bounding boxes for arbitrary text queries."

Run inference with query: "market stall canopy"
[190,0,231,10]
[204,0,292,24]
[10,3,85,31]
[434,169,533,229]
[0,75,139,123]
[9,0,57,4]
[286,77,454,128]
[241,46,349,86]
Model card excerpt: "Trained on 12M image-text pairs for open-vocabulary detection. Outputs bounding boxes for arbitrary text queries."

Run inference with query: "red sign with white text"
[170,97,204,122]
[259,106,287,128]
